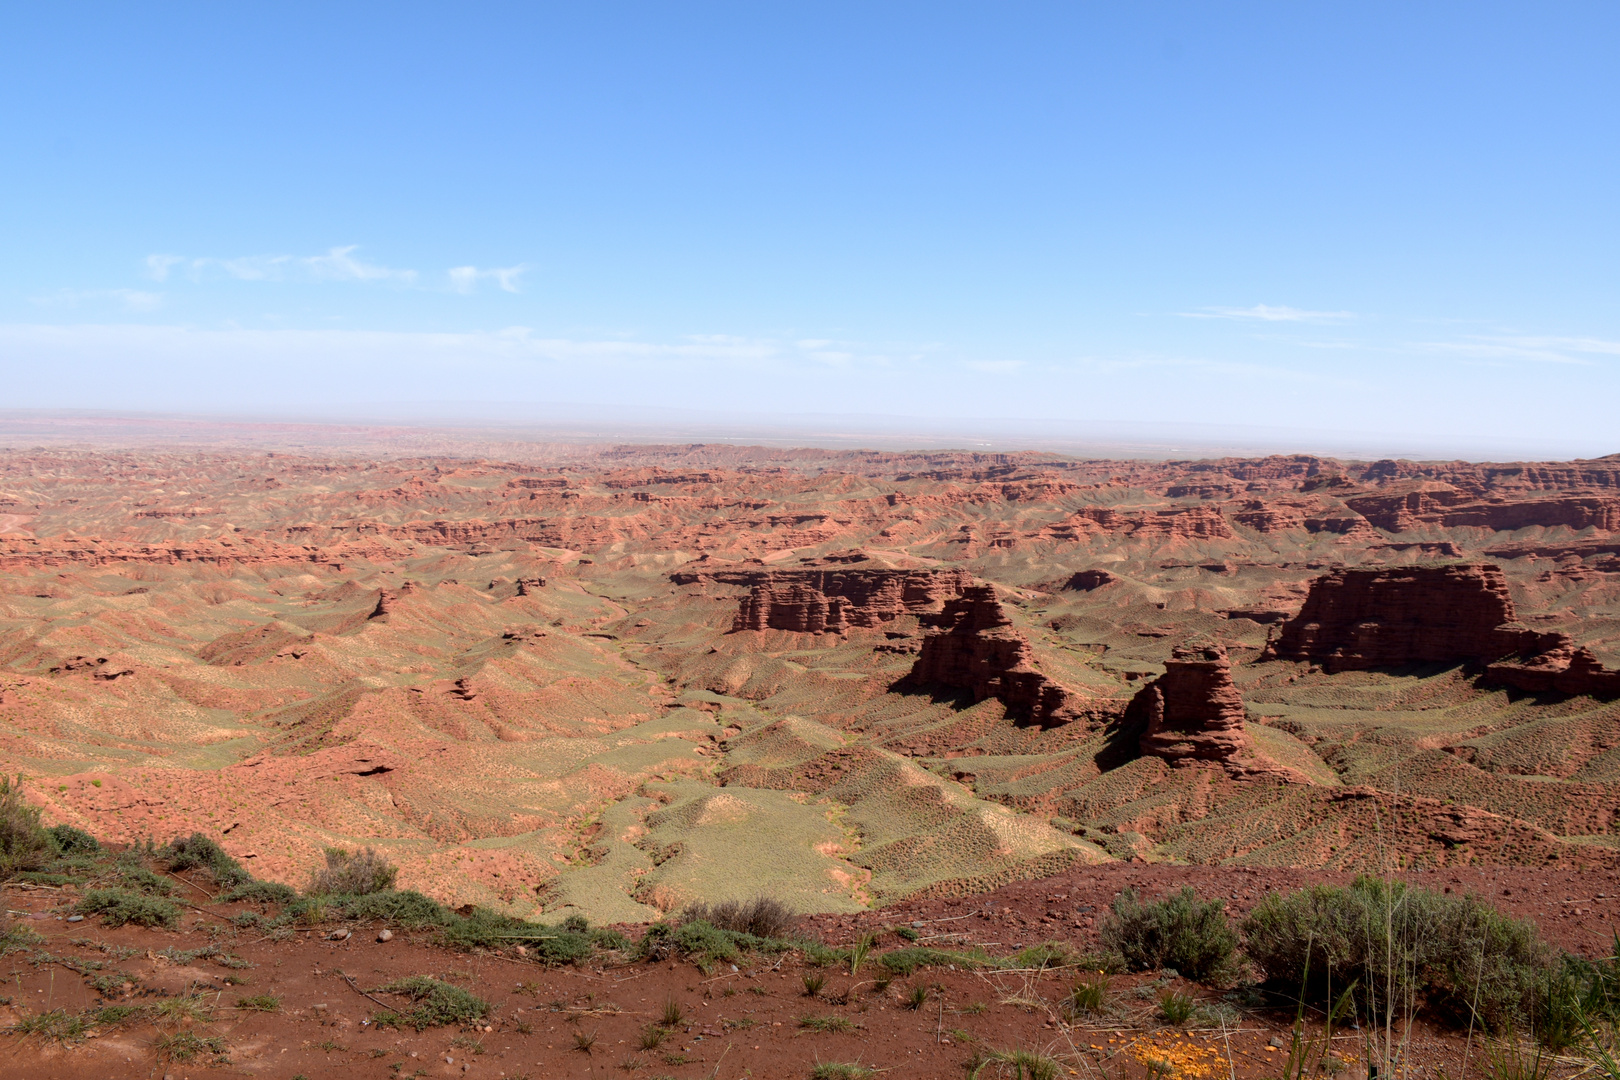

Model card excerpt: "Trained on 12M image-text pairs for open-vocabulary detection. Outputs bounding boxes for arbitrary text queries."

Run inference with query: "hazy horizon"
[3,5,1617,451]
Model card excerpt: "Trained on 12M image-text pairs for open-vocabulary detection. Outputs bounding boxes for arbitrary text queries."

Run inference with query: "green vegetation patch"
[77,887,181,929]
[1100,886,1238,982]
[1244,875,1548,1031]
[372,976,490,1030]
[217,880,297,904]
[163,832,251,888]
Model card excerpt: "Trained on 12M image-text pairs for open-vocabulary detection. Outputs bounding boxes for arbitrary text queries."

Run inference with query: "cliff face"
[1131,645,1305,782]
[1265,562,1620,696]
[725,568,973,633]
[898,585,1087,728]
[1264,564,1538,672]
[1344,490,1620,533]
[1485,633,1620,698]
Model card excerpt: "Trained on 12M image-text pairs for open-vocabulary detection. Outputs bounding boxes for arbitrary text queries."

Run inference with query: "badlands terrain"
[2,442,1620,924]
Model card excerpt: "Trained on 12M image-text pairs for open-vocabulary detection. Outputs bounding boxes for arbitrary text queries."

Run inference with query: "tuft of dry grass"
[679,896,798,939]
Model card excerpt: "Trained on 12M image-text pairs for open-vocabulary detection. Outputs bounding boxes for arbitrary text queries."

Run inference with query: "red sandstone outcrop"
[1485,634,1620,698]
[1264,564,1543,672]
[1265,563,1620,695]
[1345,489,1620,533]
[1063,570,1117,591]
[1067,506,1234,541]
[682,567,973,634]
[1130,645,1304,782]
[897,585,1088,728]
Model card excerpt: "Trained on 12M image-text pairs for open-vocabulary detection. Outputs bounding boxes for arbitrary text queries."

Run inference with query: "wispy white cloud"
[30,288,164,313]
[448,264,526,294]
[1417,334,1620,367]
[143,255,185,282]
[1179,304,1355,323]
[144,247,424,288]
[304,246,417,284]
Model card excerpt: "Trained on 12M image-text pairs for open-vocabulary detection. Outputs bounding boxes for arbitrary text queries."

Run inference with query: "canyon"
[0,438,1617,924]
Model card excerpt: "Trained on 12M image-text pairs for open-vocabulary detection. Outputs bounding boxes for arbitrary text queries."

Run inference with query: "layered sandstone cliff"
[719,567,973,634]
[1344,488,1620,533]
[1264,564,1539,672]
[1265,563,1620,696]
[1130,644,1304,781]
[1485,634,1620,698]
[897,585,1087,728]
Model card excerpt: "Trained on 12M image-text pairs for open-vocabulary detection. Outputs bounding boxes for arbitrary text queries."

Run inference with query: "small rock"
[377,929,394,943]
[66,915,84,923]
[482,1025,493,1033]
[1269,1037,1285,1048]
[513,944,526,957]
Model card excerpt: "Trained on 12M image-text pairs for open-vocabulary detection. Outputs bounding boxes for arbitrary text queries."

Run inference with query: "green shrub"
[441,907,593,963]
[373,976,489,1030]
[116,864,176,896]
[634,918,786,970]
[163,833,249,888]
[879,947,965,976]
[1099,887,1238,983]
[332,889,450,927]
[77,887,181,928]
[309,846,397,895]
[0,776,55,879]
[48,824,100,855]
[216,880,297,905]
[1243,876,1549,1031]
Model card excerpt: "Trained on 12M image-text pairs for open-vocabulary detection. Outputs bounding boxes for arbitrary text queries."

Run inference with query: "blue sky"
[2,3,1617,455]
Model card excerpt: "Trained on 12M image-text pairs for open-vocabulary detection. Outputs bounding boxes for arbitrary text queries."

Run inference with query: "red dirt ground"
[3,862,1616,1080]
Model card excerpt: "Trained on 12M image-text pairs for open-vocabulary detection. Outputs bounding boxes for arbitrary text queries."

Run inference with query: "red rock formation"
[1064,570,1117,591]
[1068,506,1234,541]
[898,585,1088,728]
[1131,645,1302,781]
[697,568,972,634]
[1264,563,1540,672]
[1485,634,1620,698]
[1345,490,1620,532]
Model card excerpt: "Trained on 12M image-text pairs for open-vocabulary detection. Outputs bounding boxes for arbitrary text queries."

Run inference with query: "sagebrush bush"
[163,833,250,888]
[335,888,448,926]
[373,976,489,1030]
[1099,887,1238,982]
[309,846,397,895]
[0,775,56,879]
[215,880,297,905]
[681,896,798,939]
[76,887,181,928]
[48,824,99,856]
[635,918,792,970]
[1243,876,1549,1031]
